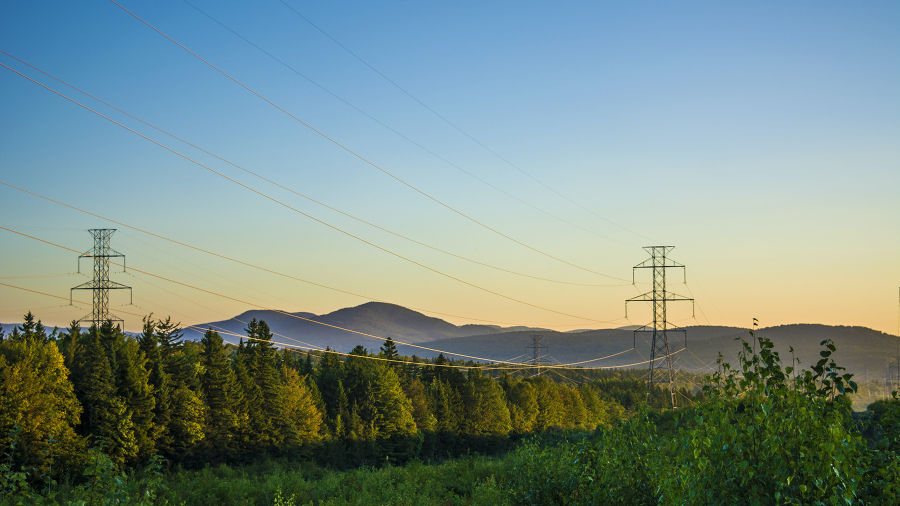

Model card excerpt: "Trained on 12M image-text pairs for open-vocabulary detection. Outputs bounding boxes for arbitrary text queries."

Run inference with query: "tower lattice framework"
[70,228,132,327]
[626,246,694,408]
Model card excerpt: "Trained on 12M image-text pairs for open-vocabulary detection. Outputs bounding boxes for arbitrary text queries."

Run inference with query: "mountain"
[180,302,898,380]
[180,302,549,352]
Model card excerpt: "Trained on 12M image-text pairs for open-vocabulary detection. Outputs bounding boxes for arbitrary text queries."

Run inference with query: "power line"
[0,180,607,328]
[0,50,620,290]
[107,0,628,281]
[0,225,580,363]
[0,268,684,370]
[182,0,623,247]
[0,62,617,325]
[276,0,654,244]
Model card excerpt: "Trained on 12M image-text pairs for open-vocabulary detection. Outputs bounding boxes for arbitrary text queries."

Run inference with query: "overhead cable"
[0,61,617,324]
[107,0,628,282]
[276,0,654,243]
[0,226,683,370]
[0,51,620,289]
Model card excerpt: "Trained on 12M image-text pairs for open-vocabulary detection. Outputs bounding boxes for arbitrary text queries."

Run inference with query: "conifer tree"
[403,377,436,432]
[280,366,323,445]
[426,378,460,433]
[140,317,172,454]
[370,365,417,438]
[115,339,156,461]
[168,384,205,453]
[317,348,347,434]
[244,319,283,446]
[380,337,399,363]
[77,329,137,465]
[200,329,237,450]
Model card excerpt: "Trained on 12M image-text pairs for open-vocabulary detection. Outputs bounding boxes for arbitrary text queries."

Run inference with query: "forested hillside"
[0,312,650,481]
[2,312,898,504]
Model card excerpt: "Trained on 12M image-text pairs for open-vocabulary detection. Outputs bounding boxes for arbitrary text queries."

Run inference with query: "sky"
[1,0,898,336]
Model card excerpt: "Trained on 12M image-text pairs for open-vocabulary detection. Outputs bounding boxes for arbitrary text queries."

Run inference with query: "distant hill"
[178,302,899,381]
[7,303,897,381]
[180,302,549,352]
[424,324,900,377]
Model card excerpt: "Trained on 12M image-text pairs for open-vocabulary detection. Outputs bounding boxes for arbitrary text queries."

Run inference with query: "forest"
[1,311,898,504]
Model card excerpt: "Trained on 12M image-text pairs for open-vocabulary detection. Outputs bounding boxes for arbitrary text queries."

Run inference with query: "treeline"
[0,311,646,481]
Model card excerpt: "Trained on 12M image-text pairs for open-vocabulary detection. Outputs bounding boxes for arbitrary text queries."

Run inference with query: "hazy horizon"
[2,1,899,335]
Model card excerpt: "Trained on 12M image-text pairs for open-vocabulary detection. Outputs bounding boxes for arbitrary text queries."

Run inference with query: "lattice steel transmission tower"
[70,229,132,328]
[625,246,694,408]
[527,334,546,377]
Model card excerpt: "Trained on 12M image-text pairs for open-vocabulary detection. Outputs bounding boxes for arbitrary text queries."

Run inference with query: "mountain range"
[6,302,897,378]
[176,302,899,378]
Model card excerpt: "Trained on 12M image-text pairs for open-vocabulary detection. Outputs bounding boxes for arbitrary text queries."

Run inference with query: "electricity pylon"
[527,334,547,377]
[70,228,132,327]
[626,246,694,408]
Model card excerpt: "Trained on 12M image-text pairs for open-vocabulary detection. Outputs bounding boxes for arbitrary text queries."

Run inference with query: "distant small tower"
[527,334,546,377]
[70,228,132,327]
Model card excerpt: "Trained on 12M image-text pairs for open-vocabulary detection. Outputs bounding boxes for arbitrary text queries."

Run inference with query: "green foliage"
[0,325,84,479]
[9,309,898,504]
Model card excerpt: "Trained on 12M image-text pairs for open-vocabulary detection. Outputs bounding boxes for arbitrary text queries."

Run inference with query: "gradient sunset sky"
[1,1,898,335]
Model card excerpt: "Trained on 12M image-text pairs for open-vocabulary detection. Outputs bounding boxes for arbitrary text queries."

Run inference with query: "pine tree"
[426,379,460,433]
[138,318,172,455]
[280,367,323,445]
[60,320,81,372]
[380,337,399,362]
[244,319,283,447]
[370,365,417,438]
[403,377,436,432]
[115,339,156,461]
[316,348,346,434]
[168,384,205,453]
[200,329,236,451]
[76,329,137,465]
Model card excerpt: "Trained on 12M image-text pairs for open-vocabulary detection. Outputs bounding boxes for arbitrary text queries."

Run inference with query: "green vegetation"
[1,312,898,504]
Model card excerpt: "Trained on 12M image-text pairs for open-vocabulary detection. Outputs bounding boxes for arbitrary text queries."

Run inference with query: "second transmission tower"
[626,246,694,408]
[527,334,547,377]
[70,228,132,328]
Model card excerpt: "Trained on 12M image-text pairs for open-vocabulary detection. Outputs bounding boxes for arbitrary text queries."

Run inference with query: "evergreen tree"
[168,384,205,453]
[199,329,236,451]
[76,329,137,465]
[244,319,283,447]
[280,367,323,445]
[403,377,436,432]
[316,348,347,434]
[371,365,417,438]
[60,320,81,372]
[115,339,155,461]
[426,379,460,433]
[380,338,399,373]
[140,317,171,455]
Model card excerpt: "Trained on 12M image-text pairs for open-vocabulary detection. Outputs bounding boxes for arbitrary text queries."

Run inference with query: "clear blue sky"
[1,1,898,334]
